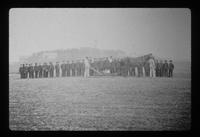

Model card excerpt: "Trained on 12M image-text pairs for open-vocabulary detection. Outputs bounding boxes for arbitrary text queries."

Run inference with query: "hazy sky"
[9,8,191,62]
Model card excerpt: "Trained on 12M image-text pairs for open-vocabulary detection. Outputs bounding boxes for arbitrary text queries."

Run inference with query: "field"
[9,74,191,131]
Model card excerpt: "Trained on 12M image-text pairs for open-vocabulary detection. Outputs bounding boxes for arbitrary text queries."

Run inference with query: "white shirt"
[84,58,90,68]
[148,58,155,69]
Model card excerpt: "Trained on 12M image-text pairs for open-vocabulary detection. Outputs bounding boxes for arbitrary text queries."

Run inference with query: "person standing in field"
[144,61,150,77]
[34,63,39,78]
[76,60,79,76]
[44,63,48,78]
[19,64,23,79]
[81,59,85,77]
[76,60,81,76]
[48,63,51,77]
[157,60,162,77]
[42,63,45,78]
[38,63,42,78]
[163,60,169,77]
[27,64,31,78]
[55,62,60,77]
[28,64,34,78]
[142,64,146,77]
[23,64,27,78]
[135,65,138,77]
[155,60,159,77]
[61,61,65,77]
[148,57,156,77]
[71,60,75,76]
[24,64,28,78]
[66,61,70,77]
[31,64,34,78]
[168,60,174,77]
[160,60,165,77]
[19,64,23,78]
[49,62,54,78]
[84,57,90,77]
[64,61,67,77]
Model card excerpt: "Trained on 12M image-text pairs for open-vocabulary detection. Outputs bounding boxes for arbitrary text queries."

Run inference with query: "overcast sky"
[9,8,191,63]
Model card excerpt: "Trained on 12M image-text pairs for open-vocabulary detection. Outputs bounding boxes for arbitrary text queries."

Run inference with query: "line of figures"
[19,56,174,79]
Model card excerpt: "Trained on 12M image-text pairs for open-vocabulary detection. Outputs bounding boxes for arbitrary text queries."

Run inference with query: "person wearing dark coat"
[70,61,75,76]
[168,60,174,77]
[24,64,28,78]
[163,60,169,77]
[61,61,65,77]
[42,63,48,78]
[49,62,54,78]
[157,61,162,77]
[38,63,43,78]
[34,63,39,78]
[155,60,159,77]
[80,60,85,77]
[161,60,165,77]
[66,61,71,77]
[29,64,34,78]
[19,64,24,79]
[55,62,60,77]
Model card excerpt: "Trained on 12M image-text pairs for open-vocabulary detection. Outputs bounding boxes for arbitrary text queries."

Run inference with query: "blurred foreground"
[9,74,191,130]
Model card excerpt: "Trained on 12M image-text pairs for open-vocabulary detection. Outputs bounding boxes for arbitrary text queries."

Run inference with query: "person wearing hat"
[168,60,174,77]
[148,57,156,77]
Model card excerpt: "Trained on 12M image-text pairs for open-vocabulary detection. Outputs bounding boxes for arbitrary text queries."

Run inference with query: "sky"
[9,8,191,63]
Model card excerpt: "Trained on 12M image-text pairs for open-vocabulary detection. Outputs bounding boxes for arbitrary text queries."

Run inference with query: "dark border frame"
[1,0,197,136]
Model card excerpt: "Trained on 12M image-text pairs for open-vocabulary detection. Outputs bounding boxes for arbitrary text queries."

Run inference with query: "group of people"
[19,56,174,79]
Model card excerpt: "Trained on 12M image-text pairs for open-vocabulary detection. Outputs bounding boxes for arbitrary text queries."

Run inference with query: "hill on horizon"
[17,47,127,64]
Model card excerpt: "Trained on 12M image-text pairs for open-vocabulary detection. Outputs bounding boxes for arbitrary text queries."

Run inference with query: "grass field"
[9,74,191,131]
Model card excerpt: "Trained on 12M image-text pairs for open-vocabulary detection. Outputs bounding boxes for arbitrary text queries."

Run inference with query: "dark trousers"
[61,70,66,77]
[24,72,28,78]
[39,71,42,78]
[43,71,48,78]
[56,70,59,77]
[66,69,70,76]
[50,70,54,77]
[80,69,84,76]
[169,69,173,77]
[35,71,38,78]
[72,69,75,76]
[164,70,168,77]
[161,69,164,77]
[156,69,159,77]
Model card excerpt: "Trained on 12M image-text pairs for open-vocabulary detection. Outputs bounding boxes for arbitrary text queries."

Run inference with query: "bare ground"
[9,75,191,131]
